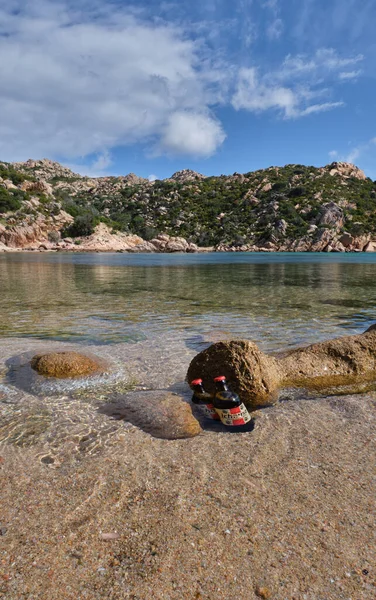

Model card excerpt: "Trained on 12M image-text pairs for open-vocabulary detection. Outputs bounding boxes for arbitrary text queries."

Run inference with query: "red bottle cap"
[213,375,226,382]
[191,378,203,386]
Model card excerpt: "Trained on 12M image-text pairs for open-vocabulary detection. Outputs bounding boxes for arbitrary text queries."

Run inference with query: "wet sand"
[1,380,375,599]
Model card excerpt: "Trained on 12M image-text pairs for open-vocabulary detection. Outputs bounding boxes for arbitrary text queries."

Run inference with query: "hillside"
[1,158,376,252]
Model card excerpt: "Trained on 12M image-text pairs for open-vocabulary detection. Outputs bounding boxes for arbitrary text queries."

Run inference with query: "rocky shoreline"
[2,158,376,253]
[1,224,376,254]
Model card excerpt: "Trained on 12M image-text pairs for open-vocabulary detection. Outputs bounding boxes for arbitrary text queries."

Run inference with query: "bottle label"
[215,403,251,426]
[200,404,220,420]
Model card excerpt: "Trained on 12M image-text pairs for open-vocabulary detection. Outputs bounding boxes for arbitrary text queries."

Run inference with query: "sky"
[0,0,375,179]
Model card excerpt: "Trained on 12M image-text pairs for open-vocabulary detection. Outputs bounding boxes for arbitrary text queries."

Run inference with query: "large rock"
[328,161,367,180]
[99,391,202,439]
[339,232,354,248]
[186,340,282,409]
[31,351,104,378]
[149,234,197,253]
[20,180,53,197]
[280,327,376,386]
[317,202,344,228]
[187,327,376,409]
[0,212,73,249]
[12,158,82,181]
[363,241,376,252]
[310,228,336,252]
[165,237,190,252]
[169,169,206,182]
[77,223,145,252]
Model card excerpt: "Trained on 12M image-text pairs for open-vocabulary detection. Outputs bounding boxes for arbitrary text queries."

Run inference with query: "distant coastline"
[2,158,376,253]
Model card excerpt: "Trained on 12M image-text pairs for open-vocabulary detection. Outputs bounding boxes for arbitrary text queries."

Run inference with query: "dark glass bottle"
[213,376,253,429]
[190,379,220,420]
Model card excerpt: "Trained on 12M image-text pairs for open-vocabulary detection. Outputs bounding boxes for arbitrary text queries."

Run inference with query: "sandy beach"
[1,253,376,599]
[1,389,375,599]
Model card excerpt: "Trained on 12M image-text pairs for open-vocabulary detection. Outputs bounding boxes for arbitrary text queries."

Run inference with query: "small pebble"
[99,532,120,541]
[0,527,8,536]
[255,585,272,599]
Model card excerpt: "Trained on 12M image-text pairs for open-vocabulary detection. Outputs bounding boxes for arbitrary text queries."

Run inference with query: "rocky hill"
[1,158,376,252]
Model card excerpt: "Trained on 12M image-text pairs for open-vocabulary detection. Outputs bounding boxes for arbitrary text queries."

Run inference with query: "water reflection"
[1,254,376,351]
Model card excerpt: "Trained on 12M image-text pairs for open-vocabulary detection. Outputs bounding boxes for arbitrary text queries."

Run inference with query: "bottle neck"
[193,384,205,395]
[215,380,229,392]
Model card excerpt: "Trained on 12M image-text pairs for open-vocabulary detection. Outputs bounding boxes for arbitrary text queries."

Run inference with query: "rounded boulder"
[186,340,282,409]
[30,351,104,378]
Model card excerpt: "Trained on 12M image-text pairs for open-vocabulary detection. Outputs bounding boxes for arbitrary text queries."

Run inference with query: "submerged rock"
[99,391,202,439]
[30,351,104,378]
[187,326,376,409]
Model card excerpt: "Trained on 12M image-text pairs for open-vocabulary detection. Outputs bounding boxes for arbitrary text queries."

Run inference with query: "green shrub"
[0,188,22,213]
[64,213,98,237]
[0,164,31,185]
[288,186,306,198]
[48,230,61,243]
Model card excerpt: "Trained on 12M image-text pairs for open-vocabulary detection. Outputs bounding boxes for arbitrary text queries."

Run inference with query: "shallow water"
[1,252,376,457]
[2,252,376,348]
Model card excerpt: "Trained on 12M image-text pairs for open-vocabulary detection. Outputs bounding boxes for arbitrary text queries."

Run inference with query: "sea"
[1,251,376,456]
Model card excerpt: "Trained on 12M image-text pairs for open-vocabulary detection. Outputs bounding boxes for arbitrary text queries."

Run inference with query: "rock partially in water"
[99,391,202,439]
[280,326,376,386]
[187,326,376,408]
[186,340,281,409]
[30,351,104,379]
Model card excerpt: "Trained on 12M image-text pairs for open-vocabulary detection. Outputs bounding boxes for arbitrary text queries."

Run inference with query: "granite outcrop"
[1,158,376,252]
[187,325,376,410]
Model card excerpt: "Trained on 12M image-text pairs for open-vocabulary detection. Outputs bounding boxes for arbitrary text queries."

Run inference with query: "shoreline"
[0,247,375,254]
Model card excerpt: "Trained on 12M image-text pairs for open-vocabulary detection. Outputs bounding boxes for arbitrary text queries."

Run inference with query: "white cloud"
[148,174,158,182]
[338,70,362,80]
[0,2,368,164]
[232,68,296,117]
[91,150,112,172]
[0,1,227,162]
[262,0,284,41]
[293,0,376,49]
[299,102,344,116]
[345,148,361,163]
[279,49,364,80]
[267,18,283,40]
[329,150,338,159]
[232,64,345,119]
[346,138,376,163]
[332,137,376,165]
[159,111,226,157]
[231,48,361,119]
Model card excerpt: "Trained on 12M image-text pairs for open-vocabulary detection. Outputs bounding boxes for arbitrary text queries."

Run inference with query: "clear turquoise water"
[1,252,376,351]
[1,252,376,454]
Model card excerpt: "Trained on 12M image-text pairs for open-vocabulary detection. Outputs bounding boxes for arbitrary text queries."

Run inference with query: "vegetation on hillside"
[55,164,376,245]
[0,162,34,213]
[2,160,376,247]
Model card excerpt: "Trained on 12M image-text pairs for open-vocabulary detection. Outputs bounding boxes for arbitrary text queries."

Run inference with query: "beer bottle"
[213,376,252,429]
[190,379,220,420]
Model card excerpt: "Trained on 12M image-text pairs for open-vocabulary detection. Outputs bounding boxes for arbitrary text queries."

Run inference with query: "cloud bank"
[0,1,367,164]
[0,1,225,161]
[232,49,363,118]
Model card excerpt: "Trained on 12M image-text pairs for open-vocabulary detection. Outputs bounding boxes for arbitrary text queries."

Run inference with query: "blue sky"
[1,0,375,179]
